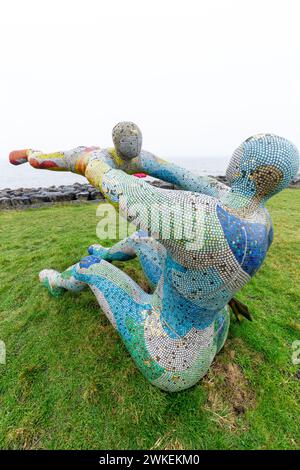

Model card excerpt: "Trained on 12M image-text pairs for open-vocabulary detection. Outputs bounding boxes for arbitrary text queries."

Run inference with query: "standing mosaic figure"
[9,124,299,391]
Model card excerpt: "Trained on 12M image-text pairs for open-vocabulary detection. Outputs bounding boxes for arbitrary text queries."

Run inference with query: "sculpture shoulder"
[216,203,273,276]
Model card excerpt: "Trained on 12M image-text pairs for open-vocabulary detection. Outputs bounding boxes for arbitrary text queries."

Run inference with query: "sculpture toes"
[39,269,65,297]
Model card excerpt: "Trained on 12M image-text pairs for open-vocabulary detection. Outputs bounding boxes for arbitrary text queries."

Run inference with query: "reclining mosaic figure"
[9,124,299,391]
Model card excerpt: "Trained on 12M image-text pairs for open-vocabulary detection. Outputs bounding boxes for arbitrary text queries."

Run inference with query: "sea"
[0,155,228,189]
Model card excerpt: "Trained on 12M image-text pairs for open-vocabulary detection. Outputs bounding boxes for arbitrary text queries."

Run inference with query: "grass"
[0,190,299,450]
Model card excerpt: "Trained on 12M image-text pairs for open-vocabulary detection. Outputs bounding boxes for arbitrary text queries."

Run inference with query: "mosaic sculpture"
[9,124,299,391]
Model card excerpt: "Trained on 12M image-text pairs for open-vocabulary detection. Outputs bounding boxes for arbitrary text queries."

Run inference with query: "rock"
[47,191,74,202]
[47,187,60,192]
[149,180,175,190]
[0,197,12,209]
[58,191,76,201]
[11,196,31,207]
[214,175,228,184]
[29,194,51,204]
[13,189,24,197]
[290,175,300,188]
[87,188,104,200]
[77,191,90,200]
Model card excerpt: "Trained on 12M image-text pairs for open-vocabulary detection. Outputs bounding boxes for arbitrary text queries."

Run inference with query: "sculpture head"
[112,121,142,160]
[226,134,299,203]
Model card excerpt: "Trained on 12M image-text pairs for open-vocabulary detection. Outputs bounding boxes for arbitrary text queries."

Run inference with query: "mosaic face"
[10,125,299,392]
[227,134,299,201]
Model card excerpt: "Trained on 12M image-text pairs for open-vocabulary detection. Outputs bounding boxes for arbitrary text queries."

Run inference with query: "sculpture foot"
[39,269,65,297]
[87,243,108,259]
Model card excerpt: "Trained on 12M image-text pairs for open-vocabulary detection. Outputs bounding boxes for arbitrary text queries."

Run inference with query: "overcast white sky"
[0,0,300,186]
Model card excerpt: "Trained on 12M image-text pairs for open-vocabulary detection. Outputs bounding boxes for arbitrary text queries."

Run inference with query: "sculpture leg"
[72,255,152,328]
[39,264,87,297]
[72,256,231,391]
[88,230,166,289]
[40,254,230,391]
[39,229,165,298]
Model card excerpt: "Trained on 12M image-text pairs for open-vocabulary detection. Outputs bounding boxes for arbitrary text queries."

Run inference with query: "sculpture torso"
[139,190,274,335]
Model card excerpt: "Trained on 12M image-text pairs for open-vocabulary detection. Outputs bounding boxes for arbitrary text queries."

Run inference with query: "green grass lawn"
[0,190,300,450]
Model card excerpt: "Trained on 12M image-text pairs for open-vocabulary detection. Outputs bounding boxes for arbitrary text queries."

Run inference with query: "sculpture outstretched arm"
[133,151,230,198]
[9,146,107,174]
